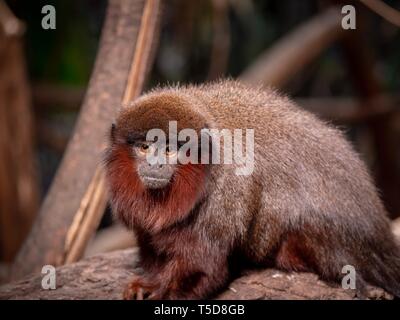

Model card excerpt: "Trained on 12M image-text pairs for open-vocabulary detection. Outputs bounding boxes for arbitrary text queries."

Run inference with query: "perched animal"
[104,80,400,299]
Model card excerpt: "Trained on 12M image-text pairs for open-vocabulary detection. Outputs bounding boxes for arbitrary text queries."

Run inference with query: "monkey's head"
[104,91,211,232]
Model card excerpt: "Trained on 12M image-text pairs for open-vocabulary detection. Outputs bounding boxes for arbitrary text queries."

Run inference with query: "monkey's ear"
[110,123,116,143]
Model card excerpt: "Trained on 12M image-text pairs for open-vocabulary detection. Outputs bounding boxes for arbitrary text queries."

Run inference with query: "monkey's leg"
[141,245,231,300]
[159,262,229,299]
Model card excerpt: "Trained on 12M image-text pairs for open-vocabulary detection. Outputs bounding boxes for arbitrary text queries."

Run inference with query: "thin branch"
[360,0,400,27]
[240,7,345,88]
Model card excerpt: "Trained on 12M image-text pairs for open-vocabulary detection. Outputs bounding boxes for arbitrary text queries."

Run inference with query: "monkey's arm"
[124,236,231,300]
[159,244,230,299]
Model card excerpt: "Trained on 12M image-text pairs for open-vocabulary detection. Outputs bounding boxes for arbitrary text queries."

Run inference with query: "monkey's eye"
[138,143,151,155]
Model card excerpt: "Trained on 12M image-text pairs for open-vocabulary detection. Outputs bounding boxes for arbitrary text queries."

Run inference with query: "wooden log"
[0,249,392,300]
[0,2,39,262]
[11,0,161,280]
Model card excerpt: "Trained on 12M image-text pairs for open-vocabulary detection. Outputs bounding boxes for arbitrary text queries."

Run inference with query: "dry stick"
[360,0,400,27]
[240,7,345,88]
[11,0,160,280]
[64,0,161,264]
[64,168,107,263]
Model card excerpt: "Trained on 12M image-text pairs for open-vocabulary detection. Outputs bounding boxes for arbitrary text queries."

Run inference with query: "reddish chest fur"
[105,146,206,233]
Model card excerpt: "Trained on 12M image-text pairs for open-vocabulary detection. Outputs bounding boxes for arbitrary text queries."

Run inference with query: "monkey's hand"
[123,274,164,300]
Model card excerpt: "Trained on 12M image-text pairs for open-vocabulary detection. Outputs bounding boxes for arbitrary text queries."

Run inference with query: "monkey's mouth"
[140,176,170,189]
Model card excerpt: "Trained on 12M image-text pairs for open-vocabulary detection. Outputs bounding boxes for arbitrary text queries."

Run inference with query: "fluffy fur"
[104,80,400,299]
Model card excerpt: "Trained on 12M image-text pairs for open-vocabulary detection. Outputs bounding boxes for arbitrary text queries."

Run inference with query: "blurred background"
[0,0,399,282]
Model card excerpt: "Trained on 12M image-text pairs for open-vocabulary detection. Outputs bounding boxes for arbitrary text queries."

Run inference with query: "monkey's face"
[129,140,177,189]
[107,91,209,192]
[104,92,209,231]
[105,126,207,231]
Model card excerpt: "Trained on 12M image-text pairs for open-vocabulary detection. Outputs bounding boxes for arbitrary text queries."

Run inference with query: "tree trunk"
[0,249,392,300]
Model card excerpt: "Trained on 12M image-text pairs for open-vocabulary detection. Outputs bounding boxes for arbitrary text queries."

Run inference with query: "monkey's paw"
[123,276,163,300]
